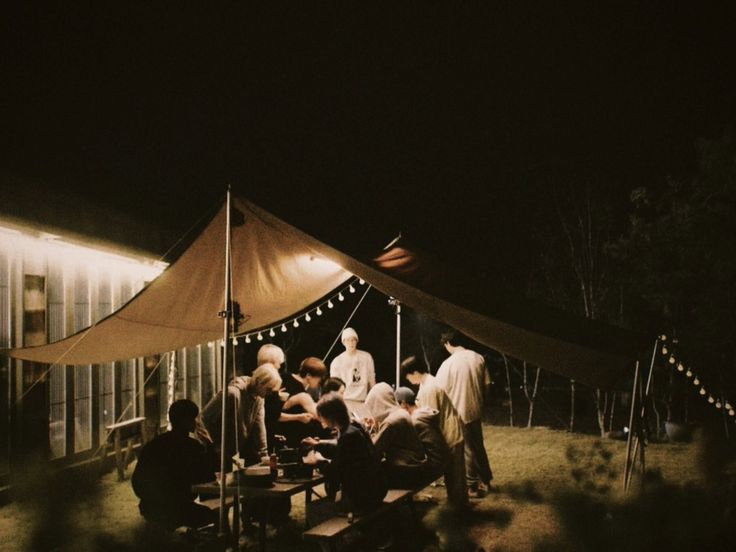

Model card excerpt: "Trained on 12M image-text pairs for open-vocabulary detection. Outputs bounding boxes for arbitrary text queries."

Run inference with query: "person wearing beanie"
[329,327,376,401]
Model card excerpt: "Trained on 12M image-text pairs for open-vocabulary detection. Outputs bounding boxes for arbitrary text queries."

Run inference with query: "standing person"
[255,344,292,453]
[401,356,468,509]
[132,399,218,530]
[435,331,493,498]
[329,327,376,401]
[278,357,326,446]
[200,362,282,466]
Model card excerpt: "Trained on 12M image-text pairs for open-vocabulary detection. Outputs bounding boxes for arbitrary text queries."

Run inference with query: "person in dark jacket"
[303,393,387,522]
[131,399,217,530]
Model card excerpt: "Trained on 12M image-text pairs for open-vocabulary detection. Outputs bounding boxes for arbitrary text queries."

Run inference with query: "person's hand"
[301,436,319,449]
[302,449,327,465]
[298,412,314,424]
[362,416,376,431]
[194,415,213,445]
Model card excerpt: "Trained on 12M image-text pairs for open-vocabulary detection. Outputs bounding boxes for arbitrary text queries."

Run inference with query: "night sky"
[2,3,736,282]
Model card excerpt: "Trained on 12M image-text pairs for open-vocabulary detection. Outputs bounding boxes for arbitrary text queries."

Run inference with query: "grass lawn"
[0,424,720,551]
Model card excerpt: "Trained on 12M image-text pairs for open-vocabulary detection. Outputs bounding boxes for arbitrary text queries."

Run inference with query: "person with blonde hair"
[329,327,375,401]
[201,362,282,466]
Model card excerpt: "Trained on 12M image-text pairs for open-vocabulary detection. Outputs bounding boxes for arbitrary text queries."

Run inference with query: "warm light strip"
[0,223,167,281]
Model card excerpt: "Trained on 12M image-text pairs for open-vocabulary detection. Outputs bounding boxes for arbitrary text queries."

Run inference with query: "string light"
[359,278,365,285]
[269,328,275,337]
[660,334,668,341]
[232,337,238,346]
[708,395,715,403]
[661,346,669,355]
[726,403,732,411]
[716,401,722,409]
[293,319,299,328]
[730,409,735,417]
[338,292,344,301]
[316,307,322,316]
[281,323,287,333]
[349,285,356,293]
[245,335,251,344]
[257,332,263,341]
[693,377,700,386]
[699,388,707,396]
[686,369,693,378]
[668,355,676,364]
[677,362,685,372]
[327,300,334,309]
[305,313,311,322]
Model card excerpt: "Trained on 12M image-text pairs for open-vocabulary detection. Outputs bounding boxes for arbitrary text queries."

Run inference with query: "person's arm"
[253,398,268,459]
[367,354,376,391]
[283,392,317,416]
[371,420,396,458]
[329,357,340,379]
[278,411,314,424]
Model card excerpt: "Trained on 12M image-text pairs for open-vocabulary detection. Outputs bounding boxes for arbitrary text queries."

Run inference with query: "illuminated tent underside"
[7,197,645,389]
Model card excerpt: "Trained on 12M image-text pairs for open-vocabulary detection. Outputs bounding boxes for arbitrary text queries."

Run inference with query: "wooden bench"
[303,489,416,552]
[102,416,147,481]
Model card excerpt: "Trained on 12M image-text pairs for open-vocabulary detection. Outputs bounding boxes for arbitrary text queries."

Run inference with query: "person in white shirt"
[435,331,493,498]
[401,355,468,509]
[329,328,376,401]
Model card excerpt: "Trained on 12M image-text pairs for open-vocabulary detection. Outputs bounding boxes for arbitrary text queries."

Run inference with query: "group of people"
[131,327,494,532]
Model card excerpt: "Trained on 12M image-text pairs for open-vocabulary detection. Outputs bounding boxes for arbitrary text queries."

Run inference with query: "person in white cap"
[329,327,376,401]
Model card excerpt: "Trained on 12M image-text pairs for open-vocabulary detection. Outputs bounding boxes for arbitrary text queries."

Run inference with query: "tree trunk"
[503,354,514,427]
[595,389,606,437]
[569,379,575,432]
[523,362,541,428]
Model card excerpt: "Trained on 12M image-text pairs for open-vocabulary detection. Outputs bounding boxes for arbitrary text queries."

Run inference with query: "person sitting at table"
[364,382,427,489]
[278,356,326,447]
[132,399,218,530]
[201,362,282,467]
[322,376,346,396]
[395,386,451,484]
[303,392,387,524]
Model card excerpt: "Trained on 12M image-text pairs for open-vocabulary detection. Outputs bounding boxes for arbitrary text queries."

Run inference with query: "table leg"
[232,494,240,549]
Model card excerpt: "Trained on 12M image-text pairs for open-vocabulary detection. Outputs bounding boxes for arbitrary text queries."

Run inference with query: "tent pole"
[395,300,401,388]
[623,360,640,491]
[635,339,659,485]
[218,189,232,536]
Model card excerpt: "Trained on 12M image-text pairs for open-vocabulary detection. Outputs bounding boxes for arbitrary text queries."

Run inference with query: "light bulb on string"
[693,377,700,385]
[281,324,287,333]
[245,335,251,344]
[257,332,263,341]
[305,313,311,322]
[316,307,322,316]
[668,355,676,364]
[699,388,707,396]
[293,319,300,328]
[349,285,356,293]
[726,403,732,410]
[269,328,276,337]
[686,369,693,378]
[208,341,214,348]
[716,401,722,409]
[708,395,715,404]
[660,334,668,341]
[232,337,238,346]
[359,278,365,285]
[677,362,684,372]
[661,346,668,355]
[338,292,344,301]
[327,300,334,309]
[729,409,735,417]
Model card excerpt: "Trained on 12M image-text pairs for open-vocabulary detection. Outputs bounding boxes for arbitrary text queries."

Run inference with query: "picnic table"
[193,472,325,552]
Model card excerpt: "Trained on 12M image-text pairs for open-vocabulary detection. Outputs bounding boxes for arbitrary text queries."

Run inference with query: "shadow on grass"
[501,480,544,503]
[533,425,736,552]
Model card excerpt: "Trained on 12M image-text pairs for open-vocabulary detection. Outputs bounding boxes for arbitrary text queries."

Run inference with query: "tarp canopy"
[8,197,646,389]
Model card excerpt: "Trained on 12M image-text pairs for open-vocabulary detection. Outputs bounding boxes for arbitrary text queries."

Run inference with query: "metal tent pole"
[623,361,640,491]
[218,189,232,536]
